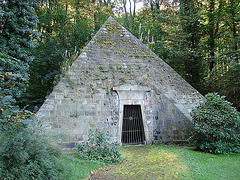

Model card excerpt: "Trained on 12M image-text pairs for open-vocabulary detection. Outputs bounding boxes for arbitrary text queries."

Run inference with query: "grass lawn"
[60,145,240,179]
[59,155,107,180]
[179,146,240,180]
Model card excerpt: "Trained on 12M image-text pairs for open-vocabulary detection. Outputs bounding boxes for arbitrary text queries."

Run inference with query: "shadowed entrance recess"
[122,105,145,144]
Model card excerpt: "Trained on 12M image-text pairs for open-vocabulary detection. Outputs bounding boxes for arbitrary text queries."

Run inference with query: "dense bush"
[0,108,66,179]
[0,70,66,179]
[0,126,66,179]
[76,129,122,163]
[189,93,240,154]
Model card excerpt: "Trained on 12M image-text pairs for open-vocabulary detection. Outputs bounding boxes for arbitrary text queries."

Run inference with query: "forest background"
[1,0,239,113]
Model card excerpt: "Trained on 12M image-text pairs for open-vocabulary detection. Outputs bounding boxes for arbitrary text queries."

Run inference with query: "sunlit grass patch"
[95,145,190,179]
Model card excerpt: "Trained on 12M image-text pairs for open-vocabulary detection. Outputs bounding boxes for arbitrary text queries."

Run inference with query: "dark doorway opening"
[122,105,145,144]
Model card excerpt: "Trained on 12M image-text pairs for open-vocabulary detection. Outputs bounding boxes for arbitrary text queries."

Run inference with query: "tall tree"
[204,0,224,71]
[25,0,86,110]
[225,0,239,63]
[179,0,203,89]
[0,0,40,103]
[92,0,115,32]
[129,0,239,108]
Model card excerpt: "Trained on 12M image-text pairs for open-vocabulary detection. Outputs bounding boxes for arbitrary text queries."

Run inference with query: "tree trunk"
[209,0,215,71]
[133,0,136,17]
[123,0,129,28]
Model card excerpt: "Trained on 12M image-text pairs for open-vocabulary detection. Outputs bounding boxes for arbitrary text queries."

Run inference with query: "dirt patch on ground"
[89,145,188,180]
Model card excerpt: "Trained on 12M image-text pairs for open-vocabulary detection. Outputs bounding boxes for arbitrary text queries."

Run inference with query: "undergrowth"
[76,129,122,163]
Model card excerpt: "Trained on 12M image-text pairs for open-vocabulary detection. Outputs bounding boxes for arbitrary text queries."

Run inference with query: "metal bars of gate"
[122,105,145,144]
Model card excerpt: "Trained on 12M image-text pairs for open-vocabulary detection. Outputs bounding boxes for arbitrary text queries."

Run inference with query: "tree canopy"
[0,0,239,111]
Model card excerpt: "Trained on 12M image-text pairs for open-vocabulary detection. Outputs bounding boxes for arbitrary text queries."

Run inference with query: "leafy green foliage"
[219,63,240,111]
[0,53,28,99]
[0,53,66,179]
[0,52,32,132]
[189,93,240,154]
[0,93,66,179]
[0,90,66,179]
[77,129,122,163]
[0,122,65,179]
[0,0,40,110]
[0,0,40,63]
[209,63,240,111]
[179,0,203,89]
[25,1,95,111]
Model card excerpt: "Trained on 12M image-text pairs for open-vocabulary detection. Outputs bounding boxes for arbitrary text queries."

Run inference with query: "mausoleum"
[37,17,202,148]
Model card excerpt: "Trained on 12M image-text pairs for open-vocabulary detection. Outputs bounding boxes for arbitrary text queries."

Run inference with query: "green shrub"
[189,92,240,154]
[0,53,67,179]
[0,94,66,179]
[76,129,122,163]
[0,127,66,179]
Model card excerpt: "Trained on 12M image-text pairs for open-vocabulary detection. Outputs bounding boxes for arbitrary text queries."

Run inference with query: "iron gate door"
[122,105,145,144]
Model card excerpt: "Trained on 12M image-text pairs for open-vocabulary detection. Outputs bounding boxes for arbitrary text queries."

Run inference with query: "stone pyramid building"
[37,17,202,148]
